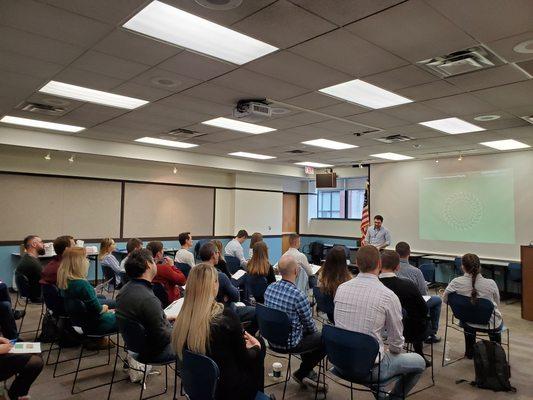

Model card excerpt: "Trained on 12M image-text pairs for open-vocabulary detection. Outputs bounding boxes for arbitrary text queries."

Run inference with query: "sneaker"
[12,309,25,320]
[307,370,318,381]
[424,335,441,344]
[424,357,432,368]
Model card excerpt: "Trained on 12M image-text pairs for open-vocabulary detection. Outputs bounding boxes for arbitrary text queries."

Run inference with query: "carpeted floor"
[9,293,533,400]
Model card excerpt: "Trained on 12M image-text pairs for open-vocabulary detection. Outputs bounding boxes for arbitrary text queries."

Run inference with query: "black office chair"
[99,264,117,297]
[175,262,192,278]
[312,287,334,324]
[152,283,170,308]
[244,275,269,304]
[111,316,177,400]
[15,274,44,340]
[225,256,241,275]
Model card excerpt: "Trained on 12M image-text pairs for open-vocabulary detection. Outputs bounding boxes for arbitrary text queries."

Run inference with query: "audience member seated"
[379,250,431,367]
[175,232,195,269]
[282,233,314,293]
[246,242,276,303]
[200,242,256,333]
[119,238,143,271]
[99,238,126,286]
[225,229,249,268]
[116,249,176,363]
[264,255,326,391]
[213,240,231,278]
[172,263,266,400]
[0,282,24,340]
[58,248,117,336]
[40,235,74,286]
[317,246,352,322]
[16,235,45,303]
[147,241,186,303]
[0,336,43,400]
[334,245,425,398]
[248,232,263,259]
[443,253,503,359]
[396,241,442,344]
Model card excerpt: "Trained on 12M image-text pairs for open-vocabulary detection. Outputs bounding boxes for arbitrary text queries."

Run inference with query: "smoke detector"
[17,102,67,116]
[374,134,413,144]
[194,0,242,10]
[418,45,504,77]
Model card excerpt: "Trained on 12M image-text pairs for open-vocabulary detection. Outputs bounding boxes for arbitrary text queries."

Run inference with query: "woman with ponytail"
[443,253,503,358]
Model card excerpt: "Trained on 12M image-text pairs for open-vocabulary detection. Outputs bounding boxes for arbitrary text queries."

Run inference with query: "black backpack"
[472,340,516,392]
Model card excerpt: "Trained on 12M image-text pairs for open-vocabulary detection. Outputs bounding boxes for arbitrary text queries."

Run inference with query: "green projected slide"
[419,169,515,244]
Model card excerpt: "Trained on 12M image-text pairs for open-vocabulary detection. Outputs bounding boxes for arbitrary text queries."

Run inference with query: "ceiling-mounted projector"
[233,100,272,123]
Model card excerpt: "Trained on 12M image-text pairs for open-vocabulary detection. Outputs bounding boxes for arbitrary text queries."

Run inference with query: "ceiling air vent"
[374,134,413,144]
[162,128,206,140]
[418,45,504,77]
[17,102,66,116]
[285,149,313,155]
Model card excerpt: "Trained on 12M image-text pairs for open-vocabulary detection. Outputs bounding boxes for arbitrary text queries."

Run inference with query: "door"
[282,193,298,253]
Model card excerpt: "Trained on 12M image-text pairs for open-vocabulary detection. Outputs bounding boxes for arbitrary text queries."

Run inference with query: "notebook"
[9,342,41,354]
[423,295,431,302]
[310,264,321,275]
[231,269,247,280]
[164,298,184,319]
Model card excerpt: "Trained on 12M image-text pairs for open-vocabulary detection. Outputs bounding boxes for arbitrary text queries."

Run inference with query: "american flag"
[360,180,370,244]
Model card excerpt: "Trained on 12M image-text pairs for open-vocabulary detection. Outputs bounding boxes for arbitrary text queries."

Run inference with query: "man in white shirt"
[334,245,425,399]
[282,234,315,294]
[119,238,143,271]
[364,215,391,250]
[174,232,195,268]
[224,229,249,267]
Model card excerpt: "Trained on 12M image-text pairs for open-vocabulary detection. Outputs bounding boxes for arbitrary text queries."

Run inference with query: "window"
[315,179,366,220]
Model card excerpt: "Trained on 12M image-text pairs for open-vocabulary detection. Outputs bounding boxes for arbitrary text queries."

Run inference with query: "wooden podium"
[521,245,533,321]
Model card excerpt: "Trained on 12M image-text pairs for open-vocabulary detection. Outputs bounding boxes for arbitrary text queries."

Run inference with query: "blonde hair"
[98,238,115,260]
[57,247,89,289]
[172,263,223,359]
[212,240,225,261]
[247,241,270,276]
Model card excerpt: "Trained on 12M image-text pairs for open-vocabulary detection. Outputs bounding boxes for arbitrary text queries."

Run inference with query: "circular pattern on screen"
[442,191,483,231]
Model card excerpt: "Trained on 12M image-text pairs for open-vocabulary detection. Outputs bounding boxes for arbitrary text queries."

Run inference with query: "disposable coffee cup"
[272,362,282,378]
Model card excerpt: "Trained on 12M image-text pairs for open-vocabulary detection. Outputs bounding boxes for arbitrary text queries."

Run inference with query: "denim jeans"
[369,352,425,399]
[426,295,442,336]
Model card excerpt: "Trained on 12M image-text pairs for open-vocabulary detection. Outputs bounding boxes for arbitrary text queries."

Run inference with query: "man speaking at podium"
[365,215,391,250]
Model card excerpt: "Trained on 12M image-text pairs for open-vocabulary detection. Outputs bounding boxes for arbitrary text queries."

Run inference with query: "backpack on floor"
[472,340,516,392]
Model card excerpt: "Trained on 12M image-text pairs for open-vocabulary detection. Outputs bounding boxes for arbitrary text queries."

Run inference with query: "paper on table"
[423,295,431,302]
[275,275,282,281]
[9,342,41,354]
[164,298,184,319]
[231,269,247,280]
[310,264,321,275]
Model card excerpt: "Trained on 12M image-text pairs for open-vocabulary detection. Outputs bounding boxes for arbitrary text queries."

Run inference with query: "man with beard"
[16,235,45,303]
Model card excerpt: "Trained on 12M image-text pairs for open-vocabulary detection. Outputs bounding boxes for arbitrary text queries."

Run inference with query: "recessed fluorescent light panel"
[419,117,485,134]
[370,152,414,161]
[302,138,357,150]
[0,116,85,133]
[135,137,198,148]
[202,117,276,134]
[39,81,148,110]
[123,0,278,65]
[295,161,334,168]
[319,79,412,109]
[229,152,275,160]
[480,139,530,151]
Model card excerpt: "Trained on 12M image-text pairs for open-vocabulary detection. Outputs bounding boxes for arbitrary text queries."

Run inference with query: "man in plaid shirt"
[264,255,326,391]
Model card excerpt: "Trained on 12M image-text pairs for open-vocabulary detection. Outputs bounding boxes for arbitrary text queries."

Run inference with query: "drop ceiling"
[0,0,531,168]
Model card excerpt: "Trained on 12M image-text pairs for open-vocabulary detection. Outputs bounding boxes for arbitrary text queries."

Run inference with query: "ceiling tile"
[423,93,496,116]
[112,82,171,102]
[129,67,201,93]
[383,103,447,123]
[361,65,437,90]
[487,31,533,63]
[160,0,277,26]
[181,82,253,108]
[94,29,181,66]
[315,103,368,117]
[291,29,407,76]
[211,69,308,100]
[471,80,533,110]
[57,103,128,126]
[446,64,529,92]
[346,0,477,62]
[516,59,533,76]
[347,111,409,129]
[158,50,236,81]
[0,50,63,79]
[284,92,341,110]
[71,50,150,80]
[231,0,336,49]
[158,93,233,117]
[245,51,351,90]
[53,67,124,91]
[426,0,533,42]
[193,130,247,143]
[289,0,405,26]
[0,0,112,47]
[460,111,530,131]
[397,80,463,102]
[44,0,148,24]
[0,26,84,65]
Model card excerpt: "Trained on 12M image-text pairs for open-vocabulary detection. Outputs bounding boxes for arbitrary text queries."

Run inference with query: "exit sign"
[304,166,315,175]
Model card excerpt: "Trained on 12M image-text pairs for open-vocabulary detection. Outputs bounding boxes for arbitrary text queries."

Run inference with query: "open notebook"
[164,298,184,319]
